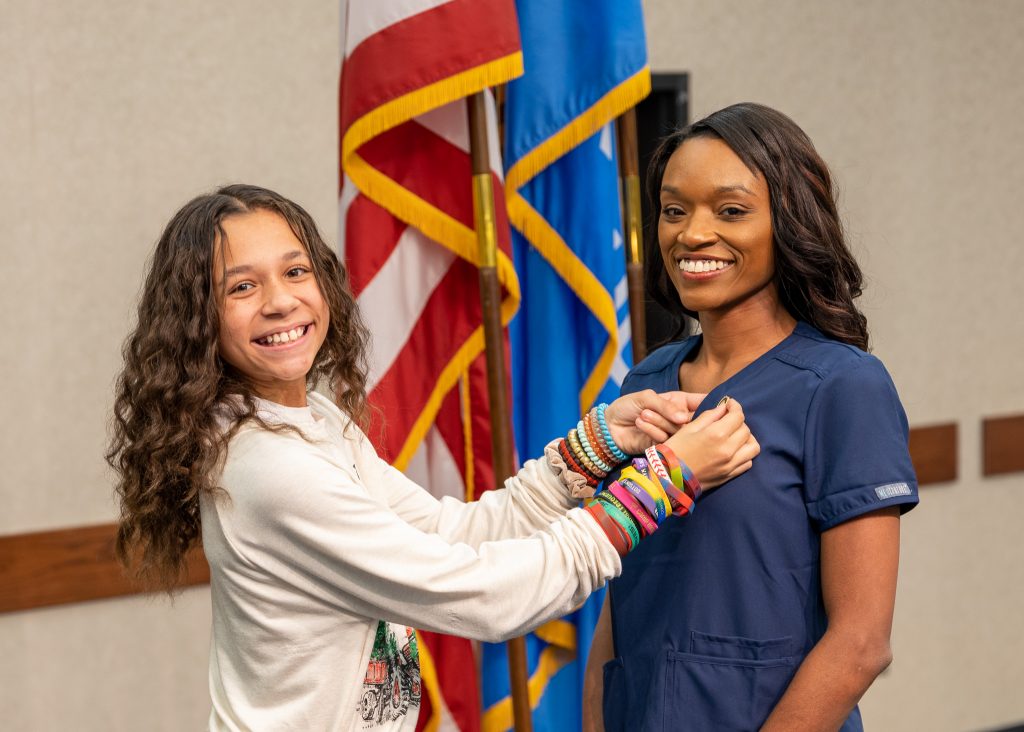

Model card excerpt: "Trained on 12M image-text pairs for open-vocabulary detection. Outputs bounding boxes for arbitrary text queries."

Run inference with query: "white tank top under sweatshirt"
[200,392,621,731]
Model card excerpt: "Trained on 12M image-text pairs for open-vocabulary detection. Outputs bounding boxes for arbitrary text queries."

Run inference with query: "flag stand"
[616,108,648,362]
[466,91,534,732]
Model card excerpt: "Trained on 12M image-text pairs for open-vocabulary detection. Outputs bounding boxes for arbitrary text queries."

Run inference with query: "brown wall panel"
[983,414,1024,477]
[0,523,208,614]
[0,421,971,614]
[908,423,958,486]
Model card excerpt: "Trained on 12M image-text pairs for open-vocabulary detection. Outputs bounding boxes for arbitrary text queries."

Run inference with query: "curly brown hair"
[107,184,370,590]
[645,102,870,351]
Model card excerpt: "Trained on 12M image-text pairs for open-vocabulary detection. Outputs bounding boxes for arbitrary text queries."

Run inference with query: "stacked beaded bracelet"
[585,442,704,557]
[557,403,627,487]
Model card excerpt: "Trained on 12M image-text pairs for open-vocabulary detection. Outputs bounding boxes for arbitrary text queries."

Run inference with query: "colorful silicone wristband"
[645,445,672,484]
[628,469,671,517]
[615,474,659,520]
[655,444,684,487]
[586,504,631,555]
[659,477,695,516]
[608,482,658,536]
[679,460,703,501]
[621,466,668,521]
[598,494,641,548]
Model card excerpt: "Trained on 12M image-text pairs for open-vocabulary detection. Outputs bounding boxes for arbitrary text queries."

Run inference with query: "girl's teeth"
[260,325,307,345]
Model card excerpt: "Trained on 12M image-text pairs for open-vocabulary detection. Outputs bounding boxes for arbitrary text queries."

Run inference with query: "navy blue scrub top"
[604,322,918,732]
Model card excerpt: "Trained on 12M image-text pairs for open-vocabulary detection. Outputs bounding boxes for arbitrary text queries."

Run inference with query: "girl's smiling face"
[658,136,777,316]
[214,209,329,406]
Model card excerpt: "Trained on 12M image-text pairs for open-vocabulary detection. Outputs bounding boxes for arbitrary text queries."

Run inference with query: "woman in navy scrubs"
[583,103,918,731]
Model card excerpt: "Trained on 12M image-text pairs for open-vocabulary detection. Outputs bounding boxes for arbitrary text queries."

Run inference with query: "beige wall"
[1,0,1021,730]
[0,1,337,729]
[644,1,1024,730]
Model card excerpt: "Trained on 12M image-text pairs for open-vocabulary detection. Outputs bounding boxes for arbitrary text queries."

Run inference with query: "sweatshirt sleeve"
[217,428,621,643]
[351,432,582,548]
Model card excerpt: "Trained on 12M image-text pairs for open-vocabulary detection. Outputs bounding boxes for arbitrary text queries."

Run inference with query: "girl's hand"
[605,389,707,455]
[664,399,759,490]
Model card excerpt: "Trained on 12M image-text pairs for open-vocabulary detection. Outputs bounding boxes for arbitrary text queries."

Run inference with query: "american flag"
[339,1,522,729]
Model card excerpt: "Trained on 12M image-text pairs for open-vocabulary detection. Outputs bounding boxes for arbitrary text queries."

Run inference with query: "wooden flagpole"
[466,91,533,732]
[616,107,648,362]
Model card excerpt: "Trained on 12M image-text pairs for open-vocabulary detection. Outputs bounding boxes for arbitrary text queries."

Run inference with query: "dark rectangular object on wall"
[635,72,689,351]
[983,414,1024,476]
[908,423,958,485]
[0,523,209,614]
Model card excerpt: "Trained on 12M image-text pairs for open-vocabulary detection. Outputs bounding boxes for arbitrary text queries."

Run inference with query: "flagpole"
[466,91,534,732]
[616,108,648,362]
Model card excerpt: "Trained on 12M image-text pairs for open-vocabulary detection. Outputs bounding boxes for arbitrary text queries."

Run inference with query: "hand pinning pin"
[717,396,731,408]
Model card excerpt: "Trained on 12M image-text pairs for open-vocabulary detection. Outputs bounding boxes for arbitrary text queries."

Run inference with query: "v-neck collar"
[665,322,816,413]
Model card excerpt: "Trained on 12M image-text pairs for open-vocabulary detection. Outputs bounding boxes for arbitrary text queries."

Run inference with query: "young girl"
[107,184,758,731]
[583,104,919,731]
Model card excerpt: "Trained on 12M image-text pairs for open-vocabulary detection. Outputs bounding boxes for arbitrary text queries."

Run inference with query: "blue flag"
[481,1,649,730]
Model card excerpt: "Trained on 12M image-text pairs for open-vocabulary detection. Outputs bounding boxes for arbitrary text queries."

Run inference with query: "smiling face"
[658,136,777,317]
[213,209,329,406]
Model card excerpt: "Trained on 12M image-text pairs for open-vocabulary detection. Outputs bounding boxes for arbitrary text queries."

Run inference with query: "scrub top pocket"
[659,632,797,731]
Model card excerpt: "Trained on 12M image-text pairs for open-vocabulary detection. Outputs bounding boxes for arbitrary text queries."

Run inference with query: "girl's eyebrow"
[223,250,307,279]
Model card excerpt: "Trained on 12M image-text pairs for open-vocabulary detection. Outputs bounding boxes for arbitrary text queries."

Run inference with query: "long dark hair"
[644,102,870,350]
[106,184,370,590]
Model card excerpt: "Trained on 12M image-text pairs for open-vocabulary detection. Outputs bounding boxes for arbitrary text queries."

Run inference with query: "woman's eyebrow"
[714,184,756,196]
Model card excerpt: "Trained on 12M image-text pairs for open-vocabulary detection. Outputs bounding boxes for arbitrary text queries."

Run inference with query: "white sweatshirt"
[200,392,621,731]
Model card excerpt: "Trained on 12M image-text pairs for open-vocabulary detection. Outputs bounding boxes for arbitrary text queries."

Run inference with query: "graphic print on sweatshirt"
[358,621,421,728]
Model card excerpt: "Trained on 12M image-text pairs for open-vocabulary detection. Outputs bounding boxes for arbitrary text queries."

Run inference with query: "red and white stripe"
[340,2,521,730]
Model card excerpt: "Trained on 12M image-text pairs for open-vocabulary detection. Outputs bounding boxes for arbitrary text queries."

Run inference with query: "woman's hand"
[663,398,759,490]
[604,389,707,456]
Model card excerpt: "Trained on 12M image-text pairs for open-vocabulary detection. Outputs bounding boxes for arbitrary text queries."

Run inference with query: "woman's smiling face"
[658,136,777,316]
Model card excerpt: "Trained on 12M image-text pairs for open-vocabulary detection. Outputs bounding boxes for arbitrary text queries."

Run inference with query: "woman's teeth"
[257,325,308,346]
[679,259,732,274]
